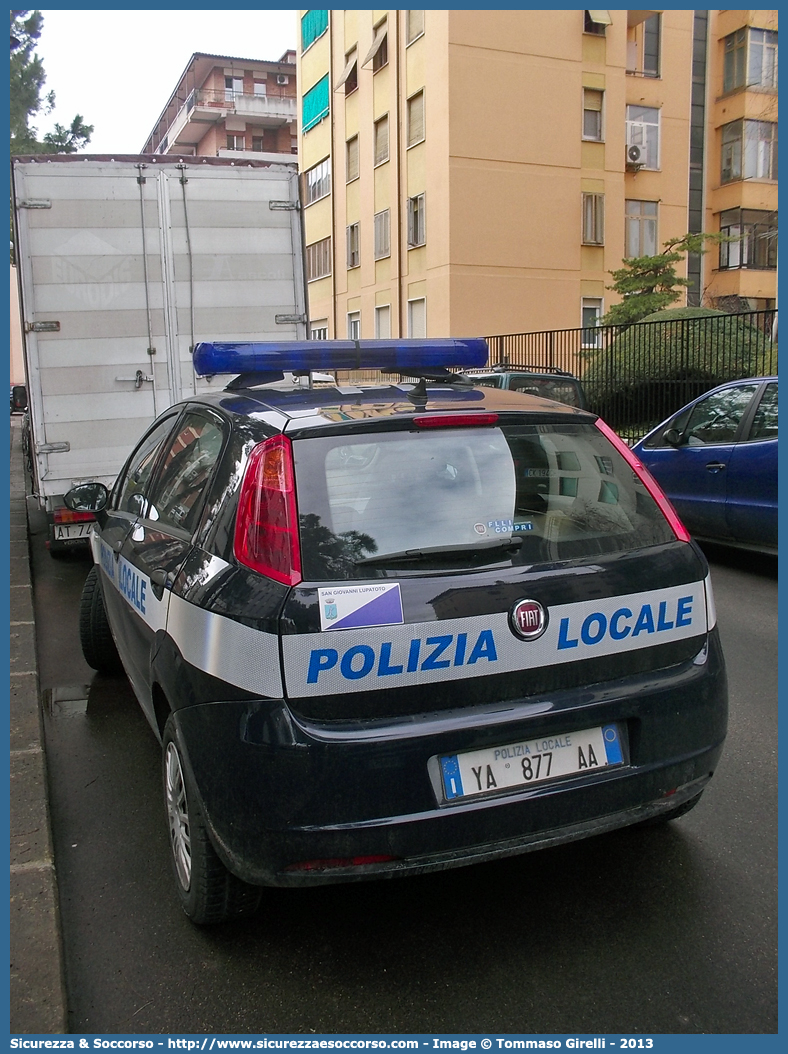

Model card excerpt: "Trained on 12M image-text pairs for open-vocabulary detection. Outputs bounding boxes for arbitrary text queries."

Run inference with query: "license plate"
[54,522,92,541]
[440,723,624,801]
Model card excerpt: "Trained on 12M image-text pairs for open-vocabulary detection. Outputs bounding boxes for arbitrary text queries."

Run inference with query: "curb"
[9,415,69,1034]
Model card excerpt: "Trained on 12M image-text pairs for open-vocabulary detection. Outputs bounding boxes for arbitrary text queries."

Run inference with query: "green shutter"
[301,10,328,52]
[302,75,330,133]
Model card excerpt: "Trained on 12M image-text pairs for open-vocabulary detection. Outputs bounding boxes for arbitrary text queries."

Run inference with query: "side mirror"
[662,427,682,448]
[11,385,27,411]
[64,482,110,513]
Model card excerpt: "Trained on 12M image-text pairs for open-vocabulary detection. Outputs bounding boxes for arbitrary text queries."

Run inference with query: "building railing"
[186,88,296,120]
[485,310,778,443]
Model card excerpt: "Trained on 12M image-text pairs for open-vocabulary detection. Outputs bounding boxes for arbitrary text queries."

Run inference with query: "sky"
[34,8,300,154]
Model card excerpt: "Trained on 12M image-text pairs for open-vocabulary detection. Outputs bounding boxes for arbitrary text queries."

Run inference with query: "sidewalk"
[9,414,69,1033]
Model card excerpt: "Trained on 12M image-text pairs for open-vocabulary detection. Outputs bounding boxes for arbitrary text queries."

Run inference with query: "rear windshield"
[293,422,675,580]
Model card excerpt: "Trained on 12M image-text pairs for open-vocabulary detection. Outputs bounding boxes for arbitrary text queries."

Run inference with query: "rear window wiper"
[355,538,523,566]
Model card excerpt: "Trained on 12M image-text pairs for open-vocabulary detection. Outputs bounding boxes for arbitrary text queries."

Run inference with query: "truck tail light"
[594,418,691,543]
[234,435,302,586]
[53,508,94,524]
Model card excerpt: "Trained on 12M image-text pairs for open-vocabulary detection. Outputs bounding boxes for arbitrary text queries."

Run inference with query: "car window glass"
[509,377,581,406]
[508,377,542,395]
[683,384,758,446]
[294,423,674,580]
[146,413,225,533]
[113,415,179,516]
[747,383,778,441]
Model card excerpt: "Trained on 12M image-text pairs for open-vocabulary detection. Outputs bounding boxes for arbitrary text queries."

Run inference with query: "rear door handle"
[705,462,726,472]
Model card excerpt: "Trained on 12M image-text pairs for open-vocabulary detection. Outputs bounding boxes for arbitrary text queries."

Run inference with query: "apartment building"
[704,12,778,310]
[296,9,778,340]
[142,51,299,162]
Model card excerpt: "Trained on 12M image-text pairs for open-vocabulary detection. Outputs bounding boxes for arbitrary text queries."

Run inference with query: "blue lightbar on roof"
[192,338,488,377]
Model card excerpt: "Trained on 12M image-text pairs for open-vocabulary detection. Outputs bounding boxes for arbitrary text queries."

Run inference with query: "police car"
[65,339,728,925]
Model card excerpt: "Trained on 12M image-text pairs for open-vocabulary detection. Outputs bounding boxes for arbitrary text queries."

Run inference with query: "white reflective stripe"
[97,539,283,697]
[99,542,168,633]
[284,581,707,698]
[167,592,283,698]
[704,572,717,630]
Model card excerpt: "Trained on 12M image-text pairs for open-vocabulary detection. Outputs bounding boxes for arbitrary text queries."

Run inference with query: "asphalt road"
[30,505,777,1036]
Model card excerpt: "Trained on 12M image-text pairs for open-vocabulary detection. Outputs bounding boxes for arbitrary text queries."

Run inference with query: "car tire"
[162,717,262,925]
[640,791,704,827]
[79,565,123,674]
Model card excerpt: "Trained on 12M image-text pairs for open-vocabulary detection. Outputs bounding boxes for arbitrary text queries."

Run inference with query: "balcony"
[217,149,299,165]
[164,89,297,151]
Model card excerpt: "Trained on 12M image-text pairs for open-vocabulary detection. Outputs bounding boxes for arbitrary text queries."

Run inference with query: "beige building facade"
[296,9,778,341]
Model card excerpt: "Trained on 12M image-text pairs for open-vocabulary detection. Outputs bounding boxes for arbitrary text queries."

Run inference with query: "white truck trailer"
[11,154,308,552]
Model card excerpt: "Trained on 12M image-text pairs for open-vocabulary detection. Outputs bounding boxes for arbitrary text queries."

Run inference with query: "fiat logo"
[510,598,547,641]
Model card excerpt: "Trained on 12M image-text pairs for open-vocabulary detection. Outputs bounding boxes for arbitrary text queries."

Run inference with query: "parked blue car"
[633,377,777,555]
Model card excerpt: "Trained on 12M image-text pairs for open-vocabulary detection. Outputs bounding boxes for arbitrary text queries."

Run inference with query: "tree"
[10,10,93,261]
[583,306,776,432]
[43,115,94,153]
[10,10,52,152]
[601,233,722,326]
[10,10,93,154]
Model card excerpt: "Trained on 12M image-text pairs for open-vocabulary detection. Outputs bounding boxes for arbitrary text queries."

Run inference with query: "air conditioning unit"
[277,74,289,85]
[626,144,643,165]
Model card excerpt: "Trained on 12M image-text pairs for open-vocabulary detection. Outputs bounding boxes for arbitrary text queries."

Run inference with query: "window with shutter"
[303,75,330,132]
[408,298,426,338]
[407,194,426,247]
[407,11,425,45]
[346,136,359,182]
[363,19,388,72]
[301,10,328,53]
[374,115,389,165]
[407,92,425,147]
[336,48,358,94]
[306,238,332,281]
[347,223,360,268]
[375,305,391,338]
[374,210,390,260]
[305,158,331,205]
[582,89,603,141]
[582,193,605,245]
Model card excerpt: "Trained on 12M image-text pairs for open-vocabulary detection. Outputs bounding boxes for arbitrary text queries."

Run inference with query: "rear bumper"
[265,774,713,887]
[172,630,727,886]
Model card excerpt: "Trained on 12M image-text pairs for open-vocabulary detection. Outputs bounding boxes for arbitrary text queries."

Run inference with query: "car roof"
[461,368,578,379]
[186,381,593,433]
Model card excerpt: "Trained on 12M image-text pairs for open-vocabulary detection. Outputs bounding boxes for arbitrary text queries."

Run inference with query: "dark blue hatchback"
[66,340,728,924]
[633,377,777,555]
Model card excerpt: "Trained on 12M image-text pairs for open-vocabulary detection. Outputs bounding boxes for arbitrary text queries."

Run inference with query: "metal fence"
[486,309,777,442]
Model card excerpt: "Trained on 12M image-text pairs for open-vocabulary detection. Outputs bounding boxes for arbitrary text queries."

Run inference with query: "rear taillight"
[594,418,691,543]
[234,435,302,586]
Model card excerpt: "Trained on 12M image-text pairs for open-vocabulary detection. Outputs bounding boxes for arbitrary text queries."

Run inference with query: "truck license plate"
[54,523,92,541]
[440,723,624,801]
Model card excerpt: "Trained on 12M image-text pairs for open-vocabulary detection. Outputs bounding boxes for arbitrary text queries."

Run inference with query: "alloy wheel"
[165,742,191,891]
